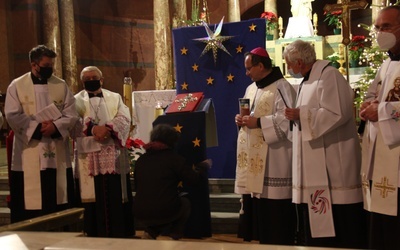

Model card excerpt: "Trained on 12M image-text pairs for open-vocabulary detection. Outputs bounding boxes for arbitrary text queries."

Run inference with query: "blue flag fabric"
[172,18,266,178]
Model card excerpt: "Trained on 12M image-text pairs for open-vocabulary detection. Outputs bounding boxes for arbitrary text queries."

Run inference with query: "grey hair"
[80,66,103,80]
[283,40,316,65]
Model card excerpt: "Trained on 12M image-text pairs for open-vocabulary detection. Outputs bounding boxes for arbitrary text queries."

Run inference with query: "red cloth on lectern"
[165,92,204,114]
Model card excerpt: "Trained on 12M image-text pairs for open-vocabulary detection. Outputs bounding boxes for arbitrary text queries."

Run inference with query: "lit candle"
[278,17,283,29]
[154,101,164,119]
[313,13,318,26]
[123,76,133,120]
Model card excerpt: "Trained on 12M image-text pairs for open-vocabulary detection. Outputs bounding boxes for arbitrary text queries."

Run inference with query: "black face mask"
[38,66,53,80]
[84,80,101,92]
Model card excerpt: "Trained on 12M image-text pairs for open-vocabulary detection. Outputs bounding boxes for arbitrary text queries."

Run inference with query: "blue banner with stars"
[172,18,266,178]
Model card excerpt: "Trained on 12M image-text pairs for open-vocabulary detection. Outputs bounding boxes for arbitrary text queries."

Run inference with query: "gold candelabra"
[313,13,318,36]
[337,44,346,75]
[278,16,283,39]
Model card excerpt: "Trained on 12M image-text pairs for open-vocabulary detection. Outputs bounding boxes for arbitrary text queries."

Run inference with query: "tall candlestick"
[278,17,283,29]
[123,76,133,121]
[313,13,318,26]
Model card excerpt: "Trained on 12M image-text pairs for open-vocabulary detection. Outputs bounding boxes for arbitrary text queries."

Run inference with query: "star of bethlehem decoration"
[193,17,234,65]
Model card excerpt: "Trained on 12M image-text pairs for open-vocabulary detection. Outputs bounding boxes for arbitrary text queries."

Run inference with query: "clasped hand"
[359,100,379,122]
[40,120,56,137]
[235,114,257,128]
[93,125,112,142]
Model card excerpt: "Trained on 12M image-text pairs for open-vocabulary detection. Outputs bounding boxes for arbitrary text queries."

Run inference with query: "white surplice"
[292,60,363,237]
[74,89,131,203]
[361,59,400,216]
[235,77,296,199]
[5,72,78,209]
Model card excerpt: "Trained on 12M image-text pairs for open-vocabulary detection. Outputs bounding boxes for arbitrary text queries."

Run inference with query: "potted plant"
[326,52,340,68]
[348,35,367,67]
[261,11,278,40]
[324,10,342,34]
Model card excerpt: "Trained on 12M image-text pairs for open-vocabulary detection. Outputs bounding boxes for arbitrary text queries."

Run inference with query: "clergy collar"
[302,69,312,82]
[31,72,47,84]
[255,67,284,88]
[388,50,400,61]
[88,91,103,98]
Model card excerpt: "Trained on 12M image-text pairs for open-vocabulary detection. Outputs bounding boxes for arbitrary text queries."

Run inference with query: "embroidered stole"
[362,61,400,216]
[236,84,276,195]
[77,92,129,203]
[303,139,335,238]
[293,73,335,238]
[15,78,66,209]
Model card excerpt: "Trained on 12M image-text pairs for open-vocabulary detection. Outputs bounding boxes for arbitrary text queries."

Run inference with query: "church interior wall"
[0,0,374,144]
[0,0,374,94]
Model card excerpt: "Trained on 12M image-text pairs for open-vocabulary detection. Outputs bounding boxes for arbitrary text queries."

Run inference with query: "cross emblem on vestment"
[323,0,368,45]
[21,95,34,115]
[374,176,396,198]
[174,93,199,111]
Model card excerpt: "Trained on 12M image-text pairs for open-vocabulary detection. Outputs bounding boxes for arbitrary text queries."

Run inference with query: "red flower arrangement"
[324,10,342,29]
[261,11,278,34]
[126,138,146,173]
[348,35,367,61]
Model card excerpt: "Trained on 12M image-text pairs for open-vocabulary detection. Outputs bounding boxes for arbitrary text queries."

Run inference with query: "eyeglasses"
[245,65,256,72]
[373,23,400,33]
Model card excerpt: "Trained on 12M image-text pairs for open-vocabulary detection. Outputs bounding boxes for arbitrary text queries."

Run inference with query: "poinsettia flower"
[260,11,278,33]
[348,35,367,62]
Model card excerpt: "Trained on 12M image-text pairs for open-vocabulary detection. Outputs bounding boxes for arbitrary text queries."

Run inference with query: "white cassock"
[292,60,363,237]
[5,72,77,209]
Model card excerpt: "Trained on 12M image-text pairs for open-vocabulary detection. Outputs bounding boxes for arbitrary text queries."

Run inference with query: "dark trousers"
[141,197,191,239]
[369,189,400,250]
[296,202,368,249]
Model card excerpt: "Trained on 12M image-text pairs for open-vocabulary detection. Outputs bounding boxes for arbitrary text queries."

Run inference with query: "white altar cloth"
[132,90,176,142]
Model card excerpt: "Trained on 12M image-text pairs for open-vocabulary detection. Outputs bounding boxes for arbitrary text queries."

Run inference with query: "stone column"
[265,0,278,38]
[227,0,240,22]
[42,0,62,78]
[154,0,173,90]
[59,0,78,93]
[372,0,386,23]
[173,0,187,28]
[264,0,277,16]
[0,0,13,94]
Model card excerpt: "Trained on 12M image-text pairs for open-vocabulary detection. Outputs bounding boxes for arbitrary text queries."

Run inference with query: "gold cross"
[21,95,34,115]
[374,176,396,198]
[323,0,368,45]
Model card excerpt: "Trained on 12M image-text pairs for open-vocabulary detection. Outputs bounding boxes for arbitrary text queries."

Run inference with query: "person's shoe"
[169,233,182,240]
[142,231,156,240]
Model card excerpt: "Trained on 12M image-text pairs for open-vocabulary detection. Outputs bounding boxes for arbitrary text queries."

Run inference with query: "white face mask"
[288,68,303,78]
[376,31,397,50]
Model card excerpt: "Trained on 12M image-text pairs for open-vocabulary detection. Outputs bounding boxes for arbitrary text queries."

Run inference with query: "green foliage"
[353,42,388,121]
[326,52,340,62]
[324,10,342,29]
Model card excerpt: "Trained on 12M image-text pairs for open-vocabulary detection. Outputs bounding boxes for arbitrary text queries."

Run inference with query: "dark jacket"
[133,147,207,223]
